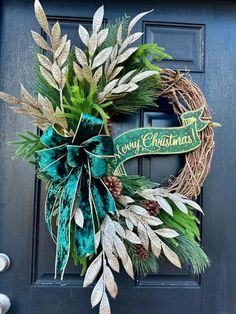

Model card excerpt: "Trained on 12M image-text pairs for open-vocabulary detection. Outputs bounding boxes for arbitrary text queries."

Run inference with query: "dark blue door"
[0,0,235,313]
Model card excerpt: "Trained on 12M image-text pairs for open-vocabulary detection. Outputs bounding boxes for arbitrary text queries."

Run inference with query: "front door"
[0,0,235,313]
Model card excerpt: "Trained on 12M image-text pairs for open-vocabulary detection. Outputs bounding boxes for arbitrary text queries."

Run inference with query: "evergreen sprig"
[125,240,159,276]
[8,131,44,161]
[165,235,210,275]
[119,175,158,196]
[159,207,201,241]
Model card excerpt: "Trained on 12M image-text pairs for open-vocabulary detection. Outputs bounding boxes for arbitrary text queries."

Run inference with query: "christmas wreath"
[0,2,219,313]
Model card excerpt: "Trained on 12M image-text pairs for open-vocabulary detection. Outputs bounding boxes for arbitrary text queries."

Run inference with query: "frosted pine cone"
[103,176,122,199]
[141,200,161,216]
[136,244,149,261]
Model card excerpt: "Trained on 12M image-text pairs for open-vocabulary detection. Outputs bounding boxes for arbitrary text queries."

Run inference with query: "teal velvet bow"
[35,114,116,279]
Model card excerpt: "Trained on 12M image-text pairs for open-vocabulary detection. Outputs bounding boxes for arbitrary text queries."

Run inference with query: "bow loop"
[67,145,84,168]
[72,114,103,144]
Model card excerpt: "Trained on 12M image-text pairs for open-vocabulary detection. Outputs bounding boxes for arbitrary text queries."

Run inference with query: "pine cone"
[136,244,149,261]
[103,176,122,199]
[141,200,161,216]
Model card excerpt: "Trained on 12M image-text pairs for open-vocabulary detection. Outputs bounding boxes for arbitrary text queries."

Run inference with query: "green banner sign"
[111,107,209,174]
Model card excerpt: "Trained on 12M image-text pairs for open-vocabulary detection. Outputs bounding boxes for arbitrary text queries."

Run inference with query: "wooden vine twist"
[157,69,215,199]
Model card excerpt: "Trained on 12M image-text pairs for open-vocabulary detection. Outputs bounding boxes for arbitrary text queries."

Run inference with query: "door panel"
[1,1,236,313]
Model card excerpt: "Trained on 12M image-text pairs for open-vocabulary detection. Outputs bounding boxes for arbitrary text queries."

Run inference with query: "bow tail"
[55,167,82,279]
[45,183,62,243]
[74,176,117,258]
[74,171,96,257]
[91,178,117,221]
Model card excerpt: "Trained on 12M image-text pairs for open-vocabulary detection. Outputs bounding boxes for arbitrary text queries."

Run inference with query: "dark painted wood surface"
[0,0,236,313]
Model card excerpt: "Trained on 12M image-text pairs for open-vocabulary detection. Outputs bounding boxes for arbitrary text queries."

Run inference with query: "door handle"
[0,254,10,273]
[0,294,11,314]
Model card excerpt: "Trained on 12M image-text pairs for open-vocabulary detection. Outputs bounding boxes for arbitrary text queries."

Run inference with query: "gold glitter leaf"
[125,230,141,244]
[57,40,71,67]
[93,5,104,33]
[104,266,118,299]
[97,28,109,47]
[151,242,162,258]
[155,228,179,238]
[118,209,130,219]
[117,195,134,206]
[78,24,90,47]
[52,62,61,84]
[116,23,123,46]
[147,227,162,248]
[111,83,130,94]
[40,66,58,89]
[117,47,138,64]
[131,70,157,83]
[129,205,148,216]
[91,275,104,308]
[107,60,117,78]
[173,201,188,214]
[122,255,134,279]
[109,66,123,81]
[137,221,149,250]
[54,34,67,59]
[92,47,113,70]
[114,235,128,262]
[125,218,134,231]
[82,65,93,83]
[37,54,52,72]
[61,66,68,89]
[103,236,114,259]
[107,254,120,273]
[183,199,204,213]
[102,79,119,95]
[34,0,50,36]
[142,216,163,226]
[83,252,102,287]
[0,92,20,105]
[99,292,111,314]
[127,83,139,92]
[92,66,103,85]
[31,31,50,50]
[119,32,143,53]
[88,32,98,57]
[20,85,38,108]
[52,63,61,84]
[110,44,118,62]
[156,196,173,216]
[128,10,153,35]
[38,94,53,113]
[162,242,181,268]
[73,62,83,81]
[118,70,136,85]
[75,47,88,67]
[113,221,126,238]
[128,213,139,227]
[51,22,61,51]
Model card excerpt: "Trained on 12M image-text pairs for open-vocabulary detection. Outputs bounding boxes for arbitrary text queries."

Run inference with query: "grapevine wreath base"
[157,69,215,198]
[0,2,218,314]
